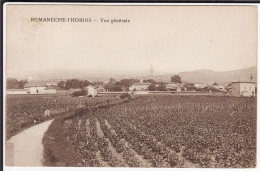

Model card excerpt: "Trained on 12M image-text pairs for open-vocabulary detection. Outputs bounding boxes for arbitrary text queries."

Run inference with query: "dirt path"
[5,119,54,166]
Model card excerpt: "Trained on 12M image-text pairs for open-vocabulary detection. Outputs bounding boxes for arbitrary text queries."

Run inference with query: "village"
[6,69,256,98]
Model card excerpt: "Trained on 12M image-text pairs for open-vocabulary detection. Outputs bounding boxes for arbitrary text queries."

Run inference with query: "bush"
[120,93,131,99]
[71,89,87,97]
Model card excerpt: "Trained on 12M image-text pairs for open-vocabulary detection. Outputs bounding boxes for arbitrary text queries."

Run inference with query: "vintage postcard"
[3,4,257,168]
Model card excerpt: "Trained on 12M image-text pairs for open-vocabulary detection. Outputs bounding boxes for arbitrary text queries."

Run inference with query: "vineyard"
[46,95,256,168]
[5,94,117,139]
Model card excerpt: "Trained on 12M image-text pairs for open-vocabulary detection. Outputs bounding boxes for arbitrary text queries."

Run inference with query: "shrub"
[120,93,131,99]
[71,89,87,97]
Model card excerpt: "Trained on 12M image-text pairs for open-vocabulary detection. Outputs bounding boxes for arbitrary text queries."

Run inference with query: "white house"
[24,82,56,94]
[165,82,184,91]
[85,85,97,97]
[129,83,150,91]
[230,82,256,97]
[194,83,208,89]
[134,91,149,94]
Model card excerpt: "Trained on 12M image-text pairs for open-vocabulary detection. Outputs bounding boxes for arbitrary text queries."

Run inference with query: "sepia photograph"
[3,4,257,168]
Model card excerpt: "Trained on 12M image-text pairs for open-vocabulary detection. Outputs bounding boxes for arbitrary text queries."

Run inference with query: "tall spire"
[150,64,153,76]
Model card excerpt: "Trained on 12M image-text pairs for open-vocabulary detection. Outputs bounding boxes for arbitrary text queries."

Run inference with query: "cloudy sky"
[6,5,257,73]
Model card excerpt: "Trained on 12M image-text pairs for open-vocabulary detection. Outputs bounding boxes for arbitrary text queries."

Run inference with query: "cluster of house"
[6,82,105,97]
[6,80,256,97]
[128,81,256,97]
[6,82,57,95]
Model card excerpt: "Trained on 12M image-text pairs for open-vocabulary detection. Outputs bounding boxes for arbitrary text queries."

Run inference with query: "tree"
[171,75,182,83]
[143,79,157,84]
[70,89,87,97]
[155,82,167,91]
[6,78,27,89]
[57,79,91,90]
[104,82,123,92]
[147,84,156,91]
[120,79,139,91]
[109,77,116,84]
[57,81,66,89]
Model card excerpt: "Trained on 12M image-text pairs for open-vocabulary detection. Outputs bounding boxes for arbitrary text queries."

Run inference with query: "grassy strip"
[42,109,85,167]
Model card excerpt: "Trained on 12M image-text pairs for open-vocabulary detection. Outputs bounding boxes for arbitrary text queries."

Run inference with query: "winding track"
[5,119,54,166]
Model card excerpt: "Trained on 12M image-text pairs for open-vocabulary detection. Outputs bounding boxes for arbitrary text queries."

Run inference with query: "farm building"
[165,83,185,91]
[229,82,256,97]
[194,83,208,89]
[84,85,97,97]
[24,82,56,94]
[129,83,150,91]
[6,89,28,94]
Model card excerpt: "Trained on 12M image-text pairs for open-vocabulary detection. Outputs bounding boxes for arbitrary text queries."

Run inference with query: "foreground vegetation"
[5,94,117,139]
[43,95,256,168]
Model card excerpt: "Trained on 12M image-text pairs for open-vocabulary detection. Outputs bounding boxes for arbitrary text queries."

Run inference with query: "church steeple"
[150,64,153,76]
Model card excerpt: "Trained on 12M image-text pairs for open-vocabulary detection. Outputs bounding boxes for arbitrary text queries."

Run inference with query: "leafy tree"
[70,89,87,97]
[171,75,182,83]
[120,79,139,91]
[57,81,66,89]
[109,77,116,84]
[92,81,104,86]
[143,79,157,84]
[147,84,156,91]
[104,82,122,92]
[57,79,91,90]
[6,78,27,89]
[155,85,167,91]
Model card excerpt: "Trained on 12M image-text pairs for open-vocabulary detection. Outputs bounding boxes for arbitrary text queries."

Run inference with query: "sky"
[6,5,257,73]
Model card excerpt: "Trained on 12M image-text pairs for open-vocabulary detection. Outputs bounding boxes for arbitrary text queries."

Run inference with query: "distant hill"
[6,66,257,86]
[179,66,257,85]
[140,66,256,86]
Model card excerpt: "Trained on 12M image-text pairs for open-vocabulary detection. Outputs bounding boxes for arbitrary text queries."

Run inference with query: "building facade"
[165,82,185,91]
[230,82,256,97]
[129,83,150,91]
[85,85,97,97]
[194,83,208,89]
[24,82,56,94]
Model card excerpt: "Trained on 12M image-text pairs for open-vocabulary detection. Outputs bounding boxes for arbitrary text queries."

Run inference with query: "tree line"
[57,79,91,90]
[6,78,28,89]
[6,75,184,91]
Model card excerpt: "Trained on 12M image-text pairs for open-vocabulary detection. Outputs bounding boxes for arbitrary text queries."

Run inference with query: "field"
[5,94,118,139]
[57,95,256,168]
